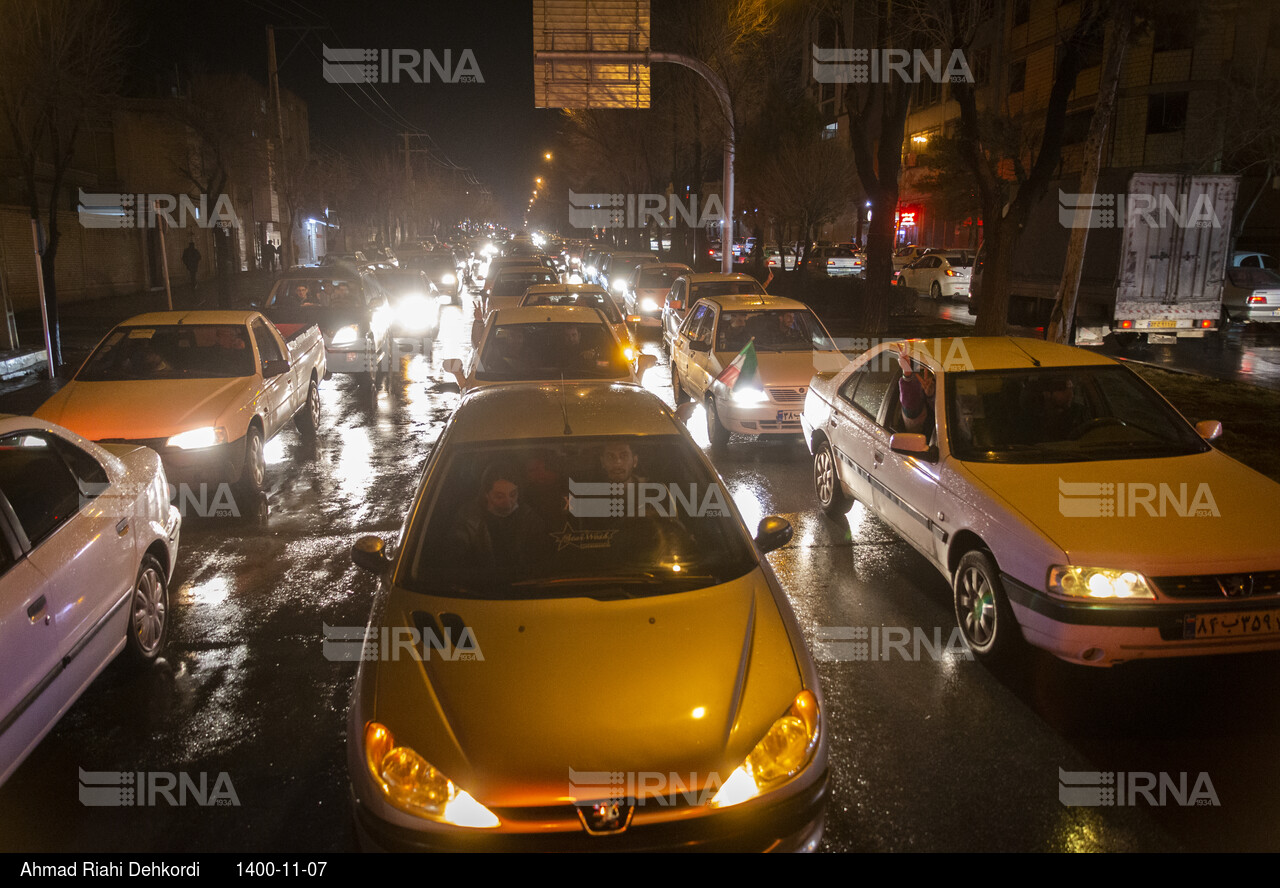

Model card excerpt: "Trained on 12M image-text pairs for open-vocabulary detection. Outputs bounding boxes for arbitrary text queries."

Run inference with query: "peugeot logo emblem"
[578,801,633,835]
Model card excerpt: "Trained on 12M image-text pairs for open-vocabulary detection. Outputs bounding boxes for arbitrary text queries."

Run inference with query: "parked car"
[346,382,828,850]
[891,245,934,270]
[444,305,654,391]
[896,251,975,300]
[0,416,182,787]
[806,245,864,277]
[661,273,767,350]
[1222,252,1280,322]
[671,294,842,446]
[801,336,1280,666]
[259,272,392,384]
[35,311,326,496]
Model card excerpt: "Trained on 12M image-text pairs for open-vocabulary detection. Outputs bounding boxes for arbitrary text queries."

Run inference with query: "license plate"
[1149,319,1177,329]
[1183,609,1280,639]
[777,410,800,422]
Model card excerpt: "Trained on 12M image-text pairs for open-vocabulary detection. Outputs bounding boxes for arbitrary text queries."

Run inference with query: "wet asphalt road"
[1,294,1279,853]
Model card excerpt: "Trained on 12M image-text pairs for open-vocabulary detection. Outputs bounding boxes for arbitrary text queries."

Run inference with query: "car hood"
[960,451,1280,573]
[369,571,803,807]
[34,377,255,442]
[713,349,841,386]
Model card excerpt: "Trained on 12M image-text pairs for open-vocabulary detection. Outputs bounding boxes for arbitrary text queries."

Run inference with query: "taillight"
[1117,320,1134,329]
[945,268,955,276]
[1247,295,1267,305]
[1198,319,1214,328]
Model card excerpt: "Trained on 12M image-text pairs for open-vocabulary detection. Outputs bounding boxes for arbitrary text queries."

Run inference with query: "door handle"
[873,450,884,466]
[27,595,47,623]
[116,518,130,536]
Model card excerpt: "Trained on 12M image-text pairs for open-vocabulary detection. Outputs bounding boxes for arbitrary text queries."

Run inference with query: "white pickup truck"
[35,310,326,497]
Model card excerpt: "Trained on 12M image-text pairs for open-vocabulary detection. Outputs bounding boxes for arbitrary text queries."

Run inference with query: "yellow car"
[347,383,828,850]
[802,337,1280,666]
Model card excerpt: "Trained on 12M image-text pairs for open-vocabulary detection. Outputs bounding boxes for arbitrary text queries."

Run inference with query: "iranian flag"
[714,338,760,390]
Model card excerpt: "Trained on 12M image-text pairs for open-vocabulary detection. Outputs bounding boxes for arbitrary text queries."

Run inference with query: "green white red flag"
[714,338,760,390]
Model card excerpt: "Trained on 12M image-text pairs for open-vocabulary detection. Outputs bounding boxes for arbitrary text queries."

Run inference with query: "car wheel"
[126,554,168,663]
[953,550,1020,663]
[295,378,320,438]
[237,425,266,496]
[706,396,730,447]
[813,440,852,517]
[672,365,690,404]
[930,281,942,300]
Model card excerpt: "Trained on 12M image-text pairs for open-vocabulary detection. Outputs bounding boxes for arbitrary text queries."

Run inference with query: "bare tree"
[1210,64,1280,253]
[0,0,128,368]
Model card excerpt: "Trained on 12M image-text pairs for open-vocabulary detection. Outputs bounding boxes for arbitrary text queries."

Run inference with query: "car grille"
[768,386,807,404]
[99,437,169,451]
[1152,571,1280,600]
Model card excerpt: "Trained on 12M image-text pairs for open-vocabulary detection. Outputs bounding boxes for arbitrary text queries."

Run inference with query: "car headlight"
[710,690,820,808]
[167,427,228,450]
[640,297,659,312]
[611,279,626,292]
[732,386,769,405]
[364,722,499,828]
[396,294,433,330]
[1047,566,1156,600]
[440,273,456,285]
[331,324,360,346]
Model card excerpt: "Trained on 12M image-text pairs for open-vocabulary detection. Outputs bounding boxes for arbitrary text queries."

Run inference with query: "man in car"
[774,311,808,346]
[599,440,644,485]
[895,346,936,438]
[450,463,549,570]
[1029,376,1088,441]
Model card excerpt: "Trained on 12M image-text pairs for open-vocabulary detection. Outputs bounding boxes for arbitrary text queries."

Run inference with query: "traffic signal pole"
[533,50,735,274]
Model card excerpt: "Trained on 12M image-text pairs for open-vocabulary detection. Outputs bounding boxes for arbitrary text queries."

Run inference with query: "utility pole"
[267,26,291,270]
[533,49,735,274]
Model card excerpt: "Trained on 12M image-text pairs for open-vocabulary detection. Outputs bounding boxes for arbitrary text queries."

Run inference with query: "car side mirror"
[889,432,930,455]
[352,535,392,574]
[262,358,291,378]
[754,516,793,554]
[637,353,657,377]
[1195,420,1223,441]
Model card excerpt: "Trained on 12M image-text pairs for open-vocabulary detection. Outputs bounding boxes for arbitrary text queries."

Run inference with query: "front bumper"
[718,398,806,436]
[352,769,828,852]
[99,434,247,488]
[1003,573,1280,666]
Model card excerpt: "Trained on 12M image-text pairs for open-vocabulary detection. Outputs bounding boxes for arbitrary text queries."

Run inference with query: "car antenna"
[559,375,573,435]
[1008,337,1041,367]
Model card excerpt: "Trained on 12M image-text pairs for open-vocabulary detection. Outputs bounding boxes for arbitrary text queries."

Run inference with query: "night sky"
[125,0,563,219]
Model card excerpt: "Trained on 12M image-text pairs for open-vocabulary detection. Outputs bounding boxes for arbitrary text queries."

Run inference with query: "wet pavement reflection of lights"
[181,575,231,607]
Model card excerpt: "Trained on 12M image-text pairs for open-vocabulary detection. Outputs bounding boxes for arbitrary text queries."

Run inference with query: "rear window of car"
[396,435,757,598]
[944,254,974,268]
[521,291,622,323]
[477,323,629,381]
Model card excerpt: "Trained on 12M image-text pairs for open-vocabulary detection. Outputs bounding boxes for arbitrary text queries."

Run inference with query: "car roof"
[890,336,1119,373]
[449,383,681,443]
[489,305,613,324]
[118,310,259,326]
[693,293,807,311]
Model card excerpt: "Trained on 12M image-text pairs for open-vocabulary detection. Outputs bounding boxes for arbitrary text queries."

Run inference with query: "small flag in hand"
[714,338,760,391]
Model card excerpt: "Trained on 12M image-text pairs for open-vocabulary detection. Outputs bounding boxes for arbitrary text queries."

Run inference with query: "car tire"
[930,281,942,300]
[706,396,730,448]
[126,554,168,663]
[953,550,1021,664]
[813,440,852,517]
[237,425,266,497]
[672,365,690,404]
[295,378,320,438]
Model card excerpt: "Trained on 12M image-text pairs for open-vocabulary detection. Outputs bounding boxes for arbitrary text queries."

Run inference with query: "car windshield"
[267,278,365,308]
[414,256,455,276]
[78,325,255,381]
[716,309,834,352]
[945,365,1210,463]
[375,272,427,296]
[396,435,758,599]
[690,280,766,299]
[521,291,622,323]
[638,268,681,288]
[476,323,630,381]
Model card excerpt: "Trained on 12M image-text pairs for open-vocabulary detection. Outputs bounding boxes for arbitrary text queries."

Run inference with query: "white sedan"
[802,337,1280,667]
[895,251,974,299]
[0,416,181,786]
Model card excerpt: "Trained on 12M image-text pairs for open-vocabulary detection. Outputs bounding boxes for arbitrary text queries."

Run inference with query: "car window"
[397,435,757,598]
[78,325,256,381]
[476,323,629,381]
[251,319,284,365]
[843,361,894,419]
[684,304,712,341]
[0,433,83,545]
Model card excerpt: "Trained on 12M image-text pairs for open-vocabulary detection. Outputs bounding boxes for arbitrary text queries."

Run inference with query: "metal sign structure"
[533,0,650,109]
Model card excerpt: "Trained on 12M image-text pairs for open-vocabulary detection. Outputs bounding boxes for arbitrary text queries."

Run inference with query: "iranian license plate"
[1148,319,1178,329]
[777,410,800,422]
[1183,609,1280,639]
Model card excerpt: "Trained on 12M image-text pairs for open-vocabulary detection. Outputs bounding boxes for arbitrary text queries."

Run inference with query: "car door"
[250,318,291,438]
[686,303,720,399]
[870,362,943,560]
[827,356,895,504]
[0,432,135,724]
[673,302,712,397]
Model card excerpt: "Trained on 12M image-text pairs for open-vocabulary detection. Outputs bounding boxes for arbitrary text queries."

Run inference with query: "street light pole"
[533,49,735,274]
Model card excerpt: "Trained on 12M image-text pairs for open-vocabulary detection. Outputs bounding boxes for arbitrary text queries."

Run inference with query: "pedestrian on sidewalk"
[182,239,202,292]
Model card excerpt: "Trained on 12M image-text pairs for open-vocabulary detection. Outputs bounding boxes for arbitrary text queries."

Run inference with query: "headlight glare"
[331,324,360,346]
[710,690,819,808]
[167,427,227,450]
[732,386,769,405]
[1048,566,1156,600]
